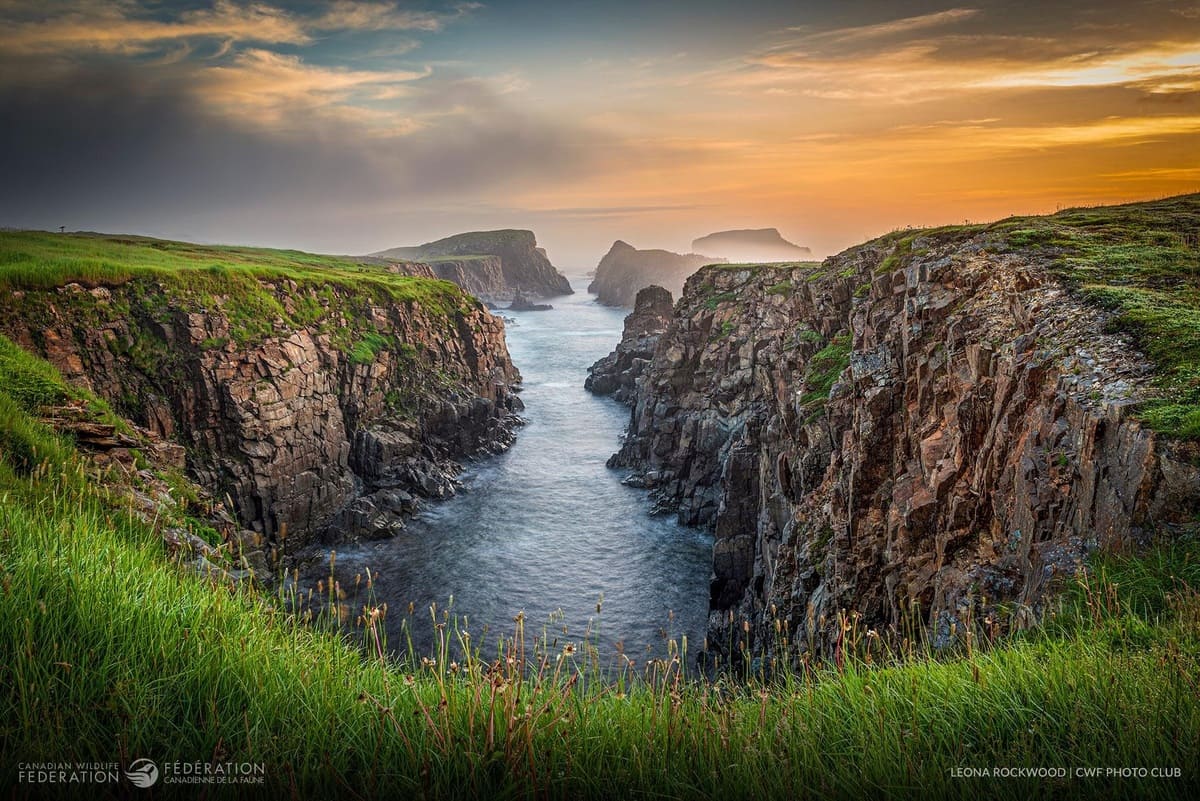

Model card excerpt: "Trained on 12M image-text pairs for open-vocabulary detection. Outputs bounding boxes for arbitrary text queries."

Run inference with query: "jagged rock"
[1,278,523,552]
[382,261,437,279]
[508,290,553,311]
[335,495,406,540]
[428,256,507,301]
[610,234,1200,665]
[163,527,220,559]
[41,408,140,449]
[192,556,253,585]
[587,240,719,307]
[229,528,270,576]
[586,285,674,405]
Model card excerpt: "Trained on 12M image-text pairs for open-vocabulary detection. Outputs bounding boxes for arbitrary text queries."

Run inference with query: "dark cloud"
[0,60,633,249]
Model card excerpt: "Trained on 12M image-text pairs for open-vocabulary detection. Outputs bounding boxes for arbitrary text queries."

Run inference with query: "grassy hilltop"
[0,230,473,346]
[892,194,1200,439]
[0,220,1199,798]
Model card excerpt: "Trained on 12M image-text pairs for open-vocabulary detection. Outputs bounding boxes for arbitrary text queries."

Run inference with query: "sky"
[1,0,1198,269]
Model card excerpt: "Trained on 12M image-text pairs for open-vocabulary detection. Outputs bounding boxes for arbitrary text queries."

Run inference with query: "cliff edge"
[373,229,572,301]
[0,232,524,559]
[585,285,674,404]
[610,195,1200,664]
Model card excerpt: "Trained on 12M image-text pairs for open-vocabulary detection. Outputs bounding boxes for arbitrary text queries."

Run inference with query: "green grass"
[349,331,391,365]
[1,295,1199,798]
[0,335,75,411]
[795,327,823,345]
[868,195,1200,440]
[800,332,853,412]
[0,230,472,350]
[0,230,417,291]
[4,220,1200,797]
[703,291,739,310]
[2,457,1198,797]
[709,261,822,273]
[877,234,916,274]
[990,195,1200,440]
[0,335,129,470]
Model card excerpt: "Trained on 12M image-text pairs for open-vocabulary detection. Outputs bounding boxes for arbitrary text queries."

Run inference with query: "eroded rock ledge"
[586,284,674,404]
[607,234,1200,663]
[1,279,522,560]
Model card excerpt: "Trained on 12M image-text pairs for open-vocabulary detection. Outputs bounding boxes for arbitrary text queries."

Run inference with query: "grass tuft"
[991,195,1200,439]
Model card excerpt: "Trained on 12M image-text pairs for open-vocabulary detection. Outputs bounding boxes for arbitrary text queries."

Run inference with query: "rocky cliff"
[423,256,507,301]
[587,240,719,307]
[585,285,673,404]
[692,228,811,263]
[610,200,1200,665]
[0,236,523,559]
[373,230,572,301]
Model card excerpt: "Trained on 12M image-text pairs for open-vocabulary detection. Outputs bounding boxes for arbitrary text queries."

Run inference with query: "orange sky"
[1,1,1198,266]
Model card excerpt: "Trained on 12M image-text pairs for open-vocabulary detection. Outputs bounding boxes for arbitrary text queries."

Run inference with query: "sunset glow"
[2,0,1198,264]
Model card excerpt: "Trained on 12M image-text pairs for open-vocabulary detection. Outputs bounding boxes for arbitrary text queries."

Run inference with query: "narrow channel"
[311,276,713,664]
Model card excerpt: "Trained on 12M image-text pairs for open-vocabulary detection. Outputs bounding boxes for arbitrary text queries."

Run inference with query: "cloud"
[710,2,1200,101]
[0,59,641,248]
[973,44,1200,91]
[0,0,479,57]
[879,115,1200,154]
[0,0,1195,261]
[0,1,311,55]
[0,1,658,252]
[313,1,481,33]
[197,48,432,127]
[783,8,980,47]
[0,2,493,136]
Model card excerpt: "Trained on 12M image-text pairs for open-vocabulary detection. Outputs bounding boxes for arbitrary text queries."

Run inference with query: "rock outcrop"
[610,233,1200,665]
[372,230,572,301]
[1,278,523,553]
[585,285,673,404]
[426,256,507,300]
[508,290,553,311]
[587,240,719,307]
[691,228,811,263]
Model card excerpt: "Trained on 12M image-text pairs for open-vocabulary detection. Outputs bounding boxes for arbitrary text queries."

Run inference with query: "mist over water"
[309,276,713,663]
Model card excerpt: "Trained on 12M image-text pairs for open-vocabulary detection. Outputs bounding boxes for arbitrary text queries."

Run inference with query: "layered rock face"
[691,228,811,263]
[373,230,573,300]
[587,240,719,307]
[426,256,507,301]
[1,280,522,552]
[585,285,673,404]
[610,236,1200,663]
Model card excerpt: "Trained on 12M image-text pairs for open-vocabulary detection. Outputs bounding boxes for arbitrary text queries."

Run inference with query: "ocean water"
[307,276,712,665]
